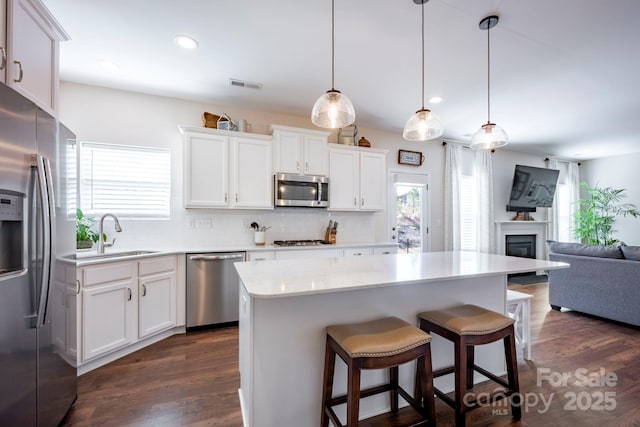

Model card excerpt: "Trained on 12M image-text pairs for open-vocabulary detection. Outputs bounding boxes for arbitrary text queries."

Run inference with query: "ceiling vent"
[229,78,263,90]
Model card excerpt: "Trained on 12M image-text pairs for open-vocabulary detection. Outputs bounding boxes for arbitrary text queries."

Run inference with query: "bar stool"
[417,305,521,427]
[506,289,534,360]
[321,316,436,427]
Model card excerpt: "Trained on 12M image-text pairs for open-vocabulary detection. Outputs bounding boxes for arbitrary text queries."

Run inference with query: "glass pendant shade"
[470,122,508,149]
[403,108,443,141]
[311,89,355,129]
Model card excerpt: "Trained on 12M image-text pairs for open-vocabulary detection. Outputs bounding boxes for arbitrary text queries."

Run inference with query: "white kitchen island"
[235,251,568,427]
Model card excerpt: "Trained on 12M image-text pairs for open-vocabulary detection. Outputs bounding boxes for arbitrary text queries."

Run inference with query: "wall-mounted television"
[507,165,560,214]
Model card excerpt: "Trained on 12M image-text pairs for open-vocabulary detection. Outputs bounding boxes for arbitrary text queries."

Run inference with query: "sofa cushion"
[546,240,624,259]
[621,245,640,261]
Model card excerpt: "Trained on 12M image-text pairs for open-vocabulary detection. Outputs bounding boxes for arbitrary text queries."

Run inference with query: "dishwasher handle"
[189,254,245,261]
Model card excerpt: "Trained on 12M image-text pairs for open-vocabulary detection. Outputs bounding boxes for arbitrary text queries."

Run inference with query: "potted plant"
[573,182,640,245]
[76,208,102,249]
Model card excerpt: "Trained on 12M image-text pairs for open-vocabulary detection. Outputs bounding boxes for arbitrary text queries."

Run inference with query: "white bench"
[507,289,534,360]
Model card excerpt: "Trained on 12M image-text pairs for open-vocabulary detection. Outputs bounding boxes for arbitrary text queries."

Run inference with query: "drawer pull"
[14,60,23,83]
[142,284,147,296]
[127,287,132,301]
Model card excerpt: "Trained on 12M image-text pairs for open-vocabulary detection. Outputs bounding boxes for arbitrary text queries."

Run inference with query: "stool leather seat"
[327,316,431,358]
[418,304,514,336]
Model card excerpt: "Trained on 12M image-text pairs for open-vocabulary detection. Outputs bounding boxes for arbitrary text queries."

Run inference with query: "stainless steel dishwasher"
[186,252,245,329]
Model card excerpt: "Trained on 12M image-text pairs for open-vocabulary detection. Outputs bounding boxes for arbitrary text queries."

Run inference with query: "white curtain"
[474,149,495,253]
[547,159,561,241]
[567,162,580,242]
[548,159,580,242]
[444,144,462,251]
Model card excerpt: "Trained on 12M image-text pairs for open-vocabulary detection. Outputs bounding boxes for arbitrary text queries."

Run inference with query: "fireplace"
[505,234,536,259]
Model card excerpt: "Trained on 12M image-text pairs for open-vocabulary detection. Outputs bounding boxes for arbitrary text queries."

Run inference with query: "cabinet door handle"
[296,160,300,172]
[224,192,228,202]
[353,253,362,256]
[75,280,80,295]
[361,197,364,206]
[142,284,147,297]
[0,47,6,70]
[13,61,23,83]
[235,193,238,203]
[381,251,391,255]
[127,287,132,301]
[353,197,357,207]
[305,161,309,172]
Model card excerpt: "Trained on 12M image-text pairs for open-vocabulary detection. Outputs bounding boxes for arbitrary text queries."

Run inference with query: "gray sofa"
[547,240,640,327]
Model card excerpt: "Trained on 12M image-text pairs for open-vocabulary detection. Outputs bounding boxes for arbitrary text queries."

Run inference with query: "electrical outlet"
[196,218,212,228]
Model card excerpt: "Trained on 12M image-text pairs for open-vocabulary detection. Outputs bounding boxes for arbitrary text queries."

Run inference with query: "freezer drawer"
[186,252,245,328]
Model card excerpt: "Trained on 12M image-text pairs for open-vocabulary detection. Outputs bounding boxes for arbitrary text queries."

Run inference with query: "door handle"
[142,284,147,297]
[189,254,245,261]
[14,60,23,83]
[127,288,132,301]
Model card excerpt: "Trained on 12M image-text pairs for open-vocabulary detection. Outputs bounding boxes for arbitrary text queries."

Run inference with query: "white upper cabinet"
[181,126,273,209]
[233,136,273,208]
[184,132,229,208]
[272,125,329,176]
[5,0,68,115]
[328,144,387,211]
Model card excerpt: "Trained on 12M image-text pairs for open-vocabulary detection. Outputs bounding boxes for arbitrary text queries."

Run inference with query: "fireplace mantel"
[495,221,549,260]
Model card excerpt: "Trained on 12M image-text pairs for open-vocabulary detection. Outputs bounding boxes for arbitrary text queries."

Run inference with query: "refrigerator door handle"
[34,155,55,327]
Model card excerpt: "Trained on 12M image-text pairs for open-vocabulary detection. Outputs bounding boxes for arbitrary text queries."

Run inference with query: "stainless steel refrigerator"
[0,83,77,426]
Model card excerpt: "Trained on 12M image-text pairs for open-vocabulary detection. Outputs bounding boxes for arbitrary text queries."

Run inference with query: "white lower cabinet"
[344,247,374,257]
[138,256,176,339]
[275,248,343,260]
[79,255,177,364]
[247,251,275,261]
[82,277,137,361]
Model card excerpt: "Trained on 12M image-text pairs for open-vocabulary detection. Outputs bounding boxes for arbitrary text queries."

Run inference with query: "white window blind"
[78,142,171,218]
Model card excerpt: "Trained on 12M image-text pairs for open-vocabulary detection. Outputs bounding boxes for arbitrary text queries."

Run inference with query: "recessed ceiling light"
[429,96,443,104]
[174,35,199,49]
[97,60,119,71]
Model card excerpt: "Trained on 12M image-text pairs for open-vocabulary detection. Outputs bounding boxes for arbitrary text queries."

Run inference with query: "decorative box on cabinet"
[5,0,69,114]
[180,126,273,209]
[328,144,387,211]
[271,125,329,176]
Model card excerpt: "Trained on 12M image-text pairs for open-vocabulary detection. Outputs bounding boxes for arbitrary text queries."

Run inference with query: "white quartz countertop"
[234,251,569,298]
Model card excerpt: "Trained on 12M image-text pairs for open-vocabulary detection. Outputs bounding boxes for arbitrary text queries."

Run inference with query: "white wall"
[59,81,550,252]
[580,153,640,245]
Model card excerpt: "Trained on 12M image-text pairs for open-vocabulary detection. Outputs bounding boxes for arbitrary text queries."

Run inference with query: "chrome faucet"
[97,213,123,254]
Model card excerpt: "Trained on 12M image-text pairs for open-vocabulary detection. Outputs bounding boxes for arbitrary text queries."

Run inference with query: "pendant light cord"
[331,0,335,91]
[421,0,425,110]
[486,16,491,124]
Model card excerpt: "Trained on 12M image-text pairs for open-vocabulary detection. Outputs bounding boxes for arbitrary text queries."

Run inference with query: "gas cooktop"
[273,240,331,247]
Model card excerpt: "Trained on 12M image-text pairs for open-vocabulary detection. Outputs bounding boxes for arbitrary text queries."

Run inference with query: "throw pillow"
[546,240,624,259]
[621,245,640,261]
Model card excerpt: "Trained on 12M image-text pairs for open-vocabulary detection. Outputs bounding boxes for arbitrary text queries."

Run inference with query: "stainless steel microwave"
[274,173,329,207]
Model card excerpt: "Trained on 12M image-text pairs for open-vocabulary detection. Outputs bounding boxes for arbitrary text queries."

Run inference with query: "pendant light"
[403,0,443,141]
[470,15,508,149]
[311,0,355,129]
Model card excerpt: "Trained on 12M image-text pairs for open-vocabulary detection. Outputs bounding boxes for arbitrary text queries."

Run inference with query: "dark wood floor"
[61,281,640,426]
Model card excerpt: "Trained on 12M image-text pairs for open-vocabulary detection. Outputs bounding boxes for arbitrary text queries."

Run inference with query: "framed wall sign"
[398,149,424,166]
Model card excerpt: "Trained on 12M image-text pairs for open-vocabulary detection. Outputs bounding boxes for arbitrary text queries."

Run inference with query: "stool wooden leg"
[455,339,467,427]
[466,345,475,390]
[504,328,522,420]
[321,339,336,427]
[390,366,399,413]
[420,347,436,426]
[346,360,361,427]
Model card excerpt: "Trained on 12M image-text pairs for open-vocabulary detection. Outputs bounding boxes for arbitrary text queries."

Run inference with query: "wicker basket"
[202,112,221,128]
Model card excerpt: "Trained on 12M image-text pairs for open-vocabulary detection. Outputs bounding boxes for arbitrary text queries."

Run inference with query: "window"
[78,142,171,218]
[460,173,478,251]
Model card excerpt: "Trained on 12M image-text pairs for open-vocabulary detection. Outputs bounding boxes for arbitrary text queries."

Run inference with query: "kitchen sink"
[65,250,159,261]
